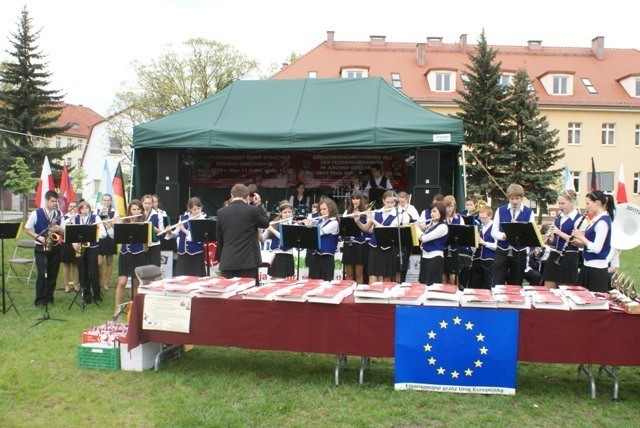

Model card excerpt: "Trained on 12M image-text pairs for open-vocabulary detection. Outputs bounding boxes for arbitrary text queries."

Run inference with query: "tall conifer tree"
[0,6,72,185]
[507,69,563,216]
[454,31,512,204]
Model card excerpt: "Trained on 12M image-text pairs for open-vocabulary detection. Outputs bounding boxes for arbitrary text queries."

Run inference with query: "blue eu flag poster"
[395,306,519,395]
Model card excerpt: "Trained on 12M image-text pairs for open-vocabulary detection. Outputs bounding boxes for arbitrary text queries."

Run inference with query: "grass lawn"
[0,233,639,427]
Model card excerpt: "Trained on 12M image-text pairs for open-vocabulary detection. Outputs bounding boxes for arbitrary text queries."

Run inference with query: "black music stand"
[190,218,217,277]
[281,224,320,280]
[340,217,362,277]
[112,223,150,320]
[373,226,417,279]
[502,222,543,284]
[0,222,22,315]
[446,224,478,288]
[66,224,99,310]
[461,215,476,226]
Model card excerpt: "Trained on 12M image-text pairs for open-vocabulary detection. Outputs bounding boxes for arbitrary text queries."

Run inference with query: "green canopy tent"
[132,77,465,215]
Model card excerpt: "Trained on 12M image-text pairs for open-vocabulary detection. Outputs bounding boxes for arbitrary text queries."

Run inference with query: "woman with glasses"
[542,190,582,288]
[570,190,615,293]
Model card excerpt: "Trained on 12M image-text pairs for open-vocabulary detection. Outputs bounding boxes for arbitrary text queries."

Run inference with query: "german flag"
[112,163,127,217]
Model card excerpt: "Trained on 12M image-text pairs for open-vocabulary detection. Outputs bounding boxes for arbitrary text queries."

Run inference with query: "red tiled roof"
[272,38,640,108]
[56,103,104,138]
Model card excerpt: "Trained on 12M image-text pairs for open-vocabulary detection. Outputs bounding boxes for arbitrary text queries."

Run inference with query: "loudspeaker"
[155,183,181,220]
[416,149,440,186]
[157,149,179,183]
[413,185,441,214]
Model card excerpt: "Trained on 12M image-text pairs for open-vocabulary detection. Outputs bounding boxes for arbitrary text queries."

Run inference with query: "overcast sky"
[1,0,638,117]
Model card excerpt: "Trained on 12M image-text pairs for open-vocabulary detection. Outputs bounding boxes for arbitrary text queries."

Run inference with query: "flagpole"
[128,148,135,203]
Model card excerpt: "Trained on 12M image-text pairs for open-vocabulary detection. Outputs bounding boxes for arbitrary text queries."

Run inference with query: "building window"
[78,158,82,167]
[568,123,581,145]
[460,74,470,90]
[571,171,581,193]
[77,139,83,151]
[308,71,317,78]
[636,124,640,147]
[341,68,367,79]
[587,172,614,192]
[435,73,452,92]
[636,78,640,97]
[581,78,598,94]
[553,76,568,95]
[391,73,402,89]
[109,137,121,154]
[55,137,61,148]
[66,137,73,147]
[72,123,79,130]
[634,173,640,194]
[499,74,511,87]
[601,123,615,146]
[66,157,72,166]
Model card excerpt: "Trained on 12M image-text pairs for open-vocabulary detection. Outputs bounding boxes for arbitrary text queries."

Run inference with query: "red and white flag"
[616,163,628,204]
[34,156,55,208]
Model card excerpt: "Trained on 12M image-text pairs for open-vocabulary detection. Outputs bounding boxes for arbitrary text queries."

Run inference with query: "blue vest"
[551,212,581,252]
[369,176,388,189]
[74,214,100,248]
[147,211,160,244]
[473,223,496,260]
[315,218,339,255]
[421,223,448,253]
[496,204,534,250]
[583,216,612,262]
[368,212,396,248]
[176,213,204,255]
[34,208,62,246]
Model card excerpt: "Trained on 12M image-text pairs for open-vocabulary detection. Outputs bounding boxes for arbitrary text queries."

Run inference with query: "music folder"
[65,224,99,244]
[373,225,419,248]
[113,222,151,245]
[340,217,362,240]
[0,222,22,239]
[501,222,543,248]
[446,224,478,248]
[190,218,217,243]
[281,224,320,251]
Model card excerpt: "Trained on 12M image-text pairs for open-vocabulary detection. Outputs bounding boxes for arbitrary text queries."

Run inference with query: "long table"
[127,294,640,367]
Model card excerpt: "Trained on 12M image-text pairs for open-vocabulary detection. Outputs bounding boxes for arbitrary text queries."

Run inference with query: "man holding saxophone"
[25,190,64,308]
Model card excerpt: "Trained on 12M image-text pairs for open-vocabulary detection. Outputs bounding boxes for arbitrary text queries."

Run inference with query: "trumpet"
[466,200,488,217]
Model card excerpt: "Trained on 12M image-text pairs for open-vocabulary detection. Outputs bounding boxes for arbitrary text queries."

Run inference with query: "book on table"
[460,292,498,308]
[307,284,355,305]
[492,292,532,309]
[389,283,428,305]
[274,281,328,302]
[562,290,610,311]
[354,282,398,299]
[530,292,570,310]
[243,283,294,301]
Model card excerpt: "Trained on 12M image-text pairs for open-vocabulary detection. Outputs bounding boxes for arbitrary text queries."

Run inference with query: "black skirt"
[118,252,148,277]
[268,253,295,278]
[367,246,395,278]
[342,242,368,265]
[60,242,79,264]
[443,248,459,274]
[542,251,579,284]
[147,245,161,267]
[97,236,117,256]
[309,254,335,281]
[175,253,205,277]
[577,265,610,293]
[419,256,444,285]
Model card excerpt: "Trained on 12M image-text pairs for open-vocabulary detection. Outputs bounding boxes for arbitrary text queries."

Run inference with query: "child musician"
[307,198,340,281]
[95,193,119,292]
[61,200,79,293]
[142,194,162,267]
[73,200,107,304]
[360,190,407,283]
[114,200,147,313]
[470,205,497,289]
[491,183,536,286]
[571,190,615,293]
[304,202,320,273]
[342,191,369,284]
[170,197,206,277]
[263,201,295,279]
[542,190,582,288]
[417,202,448,285]
[442,195,464,285]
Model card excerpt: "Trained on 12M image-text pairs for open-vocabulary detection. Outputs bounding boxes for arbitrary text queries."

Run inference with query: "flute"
[102,214,143,223]
[157,213,205,236]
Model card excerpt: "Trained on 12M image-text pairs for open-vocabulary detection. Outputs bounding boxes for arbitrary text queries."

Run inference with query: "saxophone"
[44,211,61,252]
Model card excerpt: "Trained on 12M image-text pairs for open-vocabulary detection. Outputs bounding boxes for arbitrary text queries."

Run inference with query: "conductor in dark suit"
[215,183,270,282]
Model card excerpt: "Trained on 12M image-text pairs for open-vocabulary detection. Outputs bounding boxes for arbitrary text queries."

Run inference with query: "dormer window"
[615,75,640,98]
[308,71,317,78]
[581,78,598,94]
[425,69,457,93]
[499,74,513,87]
[538,72,574,96]
[553,76,568,94]
[72,122,79,130]
[341,67,368,79]
[636,78,640,97]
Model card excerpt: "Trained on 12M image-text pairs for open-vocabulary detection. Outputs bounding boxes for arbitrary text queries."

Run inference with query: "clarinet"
[555,211,588,266]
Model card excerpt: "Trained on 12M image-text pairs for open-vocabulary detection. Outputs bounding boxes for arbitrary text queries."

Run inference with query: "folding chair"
[134,264,163,286]
[7,239,36,286]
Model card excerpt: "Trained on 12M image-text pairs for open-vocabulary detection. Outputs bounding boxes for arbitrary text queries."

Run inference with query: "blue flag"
[395,307,519,395]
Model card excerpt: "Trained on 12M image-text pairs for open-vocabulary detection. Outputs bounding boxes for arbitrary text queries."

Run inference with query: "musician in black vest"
[215,184,270,283]
[25,190,64,307]
[289,182,310,218]
[365,163,393,208]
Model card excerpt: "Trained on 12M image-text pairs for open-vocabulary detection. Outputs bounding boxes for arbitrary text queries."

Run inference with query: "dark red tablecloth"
[127,295,640,366]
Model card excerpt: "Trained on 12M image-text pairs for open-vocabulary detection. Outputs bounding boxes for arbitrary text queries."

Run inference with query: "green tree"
[454,31,512,206]
[0,6,73,186]
[5,157,39,221]
[70,166,88,196]
[108,38,258,166]
[506,69,563,218]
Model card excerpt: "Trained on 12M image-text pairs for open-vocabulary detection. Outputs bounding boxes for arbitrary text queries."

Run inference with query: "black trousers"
[79,247,101,301]
[492,248,527,286]
[34,245,61,306]
[470,259,493,290]
[221,267,259,287]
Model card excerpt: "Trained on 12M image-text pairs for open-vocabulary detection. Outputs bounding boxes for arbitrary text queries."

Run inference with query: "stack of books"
[274,279,328,303]
[243,282,297,301]
[307,281,356,304]
[527,288,570,310]
[460,288,498,308]
[195,277,256,299]
[492,285,531,309]
[424,284,462,307]
[354,282,398,304]
[389,283,428,305]
[561,289,610,311]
